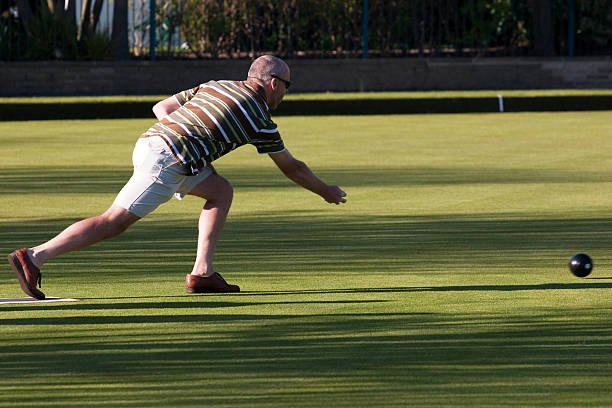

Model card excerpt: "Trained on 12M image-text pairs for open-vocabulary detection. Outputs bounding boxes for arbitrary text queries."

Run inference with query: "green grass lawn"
[1,112,612,407]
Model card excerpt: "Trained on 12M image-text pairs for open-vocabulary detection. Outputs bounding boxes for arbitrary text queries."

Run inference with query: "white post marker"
[497,94,504,112]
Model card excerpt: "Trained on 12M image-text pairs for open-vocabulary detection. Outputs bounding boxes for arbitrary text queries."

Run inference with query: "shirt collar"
[243,79,269,110]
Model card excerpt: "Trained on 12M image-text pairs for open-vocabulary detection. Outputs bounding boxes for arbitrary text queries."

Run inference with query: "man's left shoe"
[185,272,240,293]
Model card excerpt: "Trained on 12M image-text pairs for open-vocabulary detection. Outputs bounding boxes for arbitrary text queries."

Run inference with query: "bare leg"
[30,205,140,267]
[187,174,233,277]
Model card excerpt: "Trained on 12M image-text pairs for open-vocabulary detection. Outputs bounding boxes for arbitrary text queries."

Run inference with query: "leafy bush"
[1,0,111,61]
[2,0,610,60]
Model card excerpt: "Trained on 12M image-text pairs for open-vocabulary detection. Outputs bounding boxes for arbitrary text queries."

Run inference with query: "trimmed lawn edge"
[2,94,612,120]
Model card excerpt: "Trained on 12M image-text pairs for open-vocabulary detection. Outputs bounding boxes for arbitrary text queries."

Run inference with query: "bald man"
[8,55,347,298]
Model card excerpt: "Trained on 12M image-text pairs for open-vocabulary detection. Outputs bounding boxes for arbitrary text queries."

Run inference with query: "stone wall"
[0,57,610,96]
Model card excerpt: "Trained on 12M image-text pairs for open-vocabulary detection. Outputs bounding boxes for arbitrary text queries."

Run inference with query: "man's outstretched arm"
[269,150,347,204]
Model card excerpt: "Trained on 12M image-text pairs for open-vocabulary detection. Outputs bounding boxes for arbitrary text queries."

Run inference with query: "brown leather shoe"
[185,272,240,293]
[8,248,45,300]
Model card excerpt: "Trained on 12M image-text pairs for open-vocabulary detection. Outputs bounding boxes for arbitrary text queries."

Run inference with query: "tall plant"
[14,0,111,60]
[180,0,226,57]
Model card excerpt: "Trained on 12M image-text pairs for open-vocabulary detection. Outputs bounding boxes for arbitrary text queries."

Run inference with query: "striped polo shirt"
[142,80,285,175]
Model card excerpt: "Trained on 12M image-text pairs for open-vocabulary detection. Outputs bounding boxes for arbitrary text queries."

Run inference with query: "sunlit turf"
[1,112,612,407]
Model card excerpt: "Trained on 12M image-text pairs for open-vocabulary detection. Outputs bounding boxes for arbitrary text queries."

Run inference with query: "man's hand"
[322,185,347,204]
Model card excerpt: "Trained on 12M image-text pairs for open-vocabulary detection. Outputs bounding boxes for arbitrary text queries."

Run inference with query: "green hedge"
[275,95,612,115]
[1,95,611,121]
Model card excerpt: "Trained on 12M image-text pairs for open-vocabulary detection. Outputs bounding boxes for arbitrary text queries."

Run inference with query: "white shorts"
[114,137,213,217]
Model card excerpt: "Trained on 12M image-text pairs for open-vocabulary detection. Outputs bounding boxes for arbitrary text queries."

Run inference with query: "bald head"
[247,55,290,82]
[247,55,290,110]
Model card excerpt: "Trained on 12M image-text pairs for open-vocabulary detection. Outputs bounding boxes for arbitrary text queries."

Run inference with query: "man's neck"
[245,78,270,103]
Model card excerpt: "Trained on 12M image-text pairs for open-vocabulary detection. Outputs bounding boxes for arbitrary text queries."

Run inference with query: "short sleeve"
[251,129,285,154]
[173,86,200,106]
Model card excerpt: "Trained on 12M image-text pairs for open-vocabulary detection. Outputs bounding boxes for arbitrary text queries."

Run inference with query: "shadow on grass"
[2,207,611,404]
[3,280,612,317]
[0,308,610,408]
[2,212,612,281]
[0,299,386,313]
[4,281,611,314]
[3,165,612,194]
[247,283,612,295]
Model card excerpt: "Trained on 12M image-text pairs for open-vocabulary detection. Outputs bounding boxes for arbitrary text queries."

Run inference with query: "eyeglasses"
[271,74,291,90]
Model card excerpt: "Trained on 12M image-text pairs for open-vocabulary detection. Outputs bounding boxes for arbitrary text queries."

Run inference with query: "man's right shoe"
[8,248,45,300]
[186,272,240,293]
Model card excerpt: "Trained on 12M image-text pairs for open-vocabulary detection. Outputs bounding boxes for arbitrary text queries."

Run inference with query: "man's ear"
[269,77,278,91]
